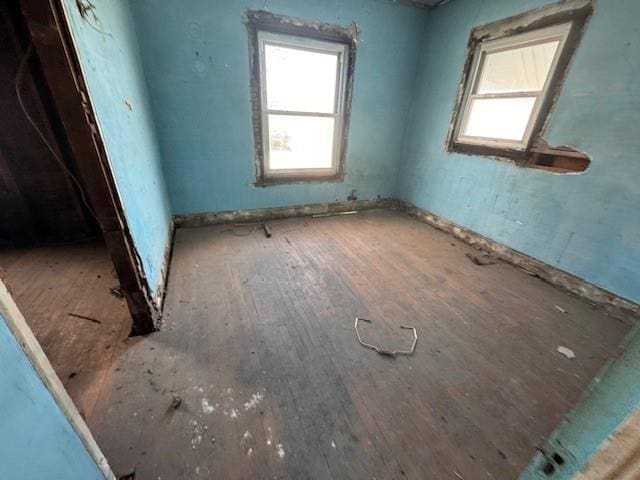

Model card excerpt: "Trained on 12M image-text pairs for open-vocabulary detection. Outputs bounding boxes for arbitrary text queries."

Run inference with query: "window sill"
[450,141,529,162]
[255,172,345,187]
[449,141,590,174]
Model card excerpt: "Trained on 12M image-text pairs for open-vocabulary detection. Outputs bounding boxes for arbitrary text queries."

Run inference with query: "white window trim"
[454,22,573,151]
[257,31,349,179]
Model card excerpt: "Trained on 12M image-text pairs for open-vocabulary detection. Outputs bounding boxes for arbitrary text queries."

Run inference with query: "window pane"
[268,114,335,170]
[476,40,559,94]
[463,97,536,141]
[265,44,338,113]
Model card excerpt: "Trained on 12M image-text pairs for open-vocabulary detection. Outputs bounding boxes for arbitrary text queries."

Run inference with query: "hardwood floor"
[9,210,633,479]
[0,241,132,423]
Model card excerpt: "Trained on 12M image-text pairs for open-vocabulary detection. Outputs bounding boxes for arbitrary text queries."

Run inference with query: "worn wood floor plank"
[82,209,630,479]
[0,242,132,422]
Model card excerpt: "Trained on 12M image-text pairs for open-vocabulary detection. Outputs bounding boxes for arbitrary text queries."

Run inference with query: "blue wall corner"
[0,313,105,479]
[397,0,640,306]
[128,0,428,215]
[63,0,173,297]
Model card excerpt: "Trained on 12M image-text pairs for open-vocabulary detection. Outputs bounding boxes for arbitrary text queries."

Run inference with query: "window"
[454,23,571,151]
[448,0,593,165]
[247,12,355,185]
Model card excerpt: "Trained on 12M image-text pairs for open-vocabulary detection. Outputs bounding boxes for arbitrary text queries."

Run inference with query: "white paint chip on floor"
[201,398,215,414]
[557,346,576,359]
[244,392,264,410]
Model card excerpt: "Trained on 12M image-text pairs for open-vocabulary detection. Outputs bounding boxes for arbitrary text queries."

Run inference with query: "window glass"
[268,114,335,170]
[463,97,536,141]
[476,40,559,95]
[265,44,338,113]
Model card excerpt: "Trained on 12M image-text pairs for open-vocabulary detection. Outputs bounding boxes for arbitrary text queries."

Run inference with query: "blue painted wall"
[0,313,104,479]
[398,0,640,304]
[63,0,173,297]
[129,0,427,214]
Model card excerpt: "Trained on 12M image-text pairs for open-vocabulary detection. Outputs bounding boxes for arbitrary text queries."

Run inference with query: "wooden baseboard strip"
[173,197,394,228]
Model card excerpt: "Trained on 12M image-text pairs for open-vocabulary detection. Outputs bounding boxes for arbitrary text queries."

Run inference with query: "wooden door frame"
[19,0,159,335]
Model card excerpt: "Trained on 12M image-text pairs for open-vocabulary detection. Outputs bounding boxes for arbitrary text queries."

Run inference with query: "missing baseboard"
[392,200,639,322]
[173,197,394,228]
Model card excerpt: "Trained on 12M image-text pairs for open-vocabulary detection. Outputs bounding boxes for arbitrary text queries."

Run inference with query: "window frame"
[246,11,357,187]
[257,31,349,180]
[454,23,572,151]
[446,0,594,163]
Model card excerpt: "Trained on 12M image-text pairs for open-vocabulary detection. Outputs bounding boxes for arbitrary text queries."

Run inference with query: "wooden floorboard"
[17,210,633,479]
[0,241,132,423]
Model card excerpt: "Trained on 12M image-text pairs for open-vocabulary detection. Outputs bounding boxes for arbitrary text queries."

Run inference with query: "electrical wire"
[14,42,99,222]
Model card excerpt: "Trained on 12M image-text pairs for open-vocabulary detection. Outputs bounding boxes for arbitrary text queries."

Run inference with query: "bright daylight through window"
[454,23,572,150]
[258,31,349,180]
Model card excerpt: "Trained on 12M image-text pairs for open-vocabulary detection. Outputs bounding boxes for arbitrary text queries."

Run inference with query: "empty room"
[1,0,639,479]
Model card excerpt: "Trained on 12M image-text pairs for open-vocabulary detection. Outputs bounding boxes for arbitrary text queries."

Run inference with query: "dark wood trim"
[245,10,357,187]
[19,0,158,335]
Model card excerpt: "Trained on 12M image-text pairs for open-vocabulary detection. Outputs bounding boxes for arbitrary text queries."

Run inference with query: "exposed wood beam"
[19,0,158,335]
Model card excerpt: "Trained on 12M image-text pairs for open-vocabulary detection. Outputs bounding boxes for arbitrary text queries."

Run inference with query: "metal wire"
[14,42,98,221]
[354,317,418,357]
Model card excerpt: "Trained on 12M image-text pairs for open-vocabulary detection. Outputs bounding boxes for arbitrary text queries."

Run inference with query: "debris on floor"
[201,398,215,414]
[118,470,135,480]
[554,305,568,314]
[312,210,358,218]
[109,286,124,298]
[557,346,576,359]
[223,222,273,237]
[465,252,496,266]
[170,393,182,410]
[68,312,102,325]
[354,317,418,357]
